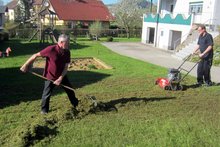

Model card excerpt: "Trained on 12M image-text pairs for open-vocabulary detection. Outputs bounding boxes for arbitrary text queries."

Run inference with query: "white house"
[142,0,220,52]
[5,0,17,21]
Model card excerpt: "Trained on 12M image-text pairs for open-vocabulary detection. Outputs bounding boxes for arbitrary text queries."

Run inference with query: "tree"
[89,21,103,41]
[112,0,144,38]
[15,0,31,23]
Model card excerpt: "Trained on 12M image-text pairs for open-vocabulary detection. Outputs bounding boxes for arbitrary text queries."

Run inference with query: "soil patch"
[33,57,112,71]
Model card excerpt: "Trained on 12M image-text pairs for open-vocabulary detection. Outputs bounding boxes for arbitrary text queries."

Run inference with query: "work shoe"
[204,82,212,87]
[73,98,79,108]
[195,82,203,87]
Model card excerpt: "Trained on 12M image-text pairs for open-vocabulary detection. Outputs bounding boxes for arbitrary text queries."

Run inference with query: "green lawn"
[0,39,220,146]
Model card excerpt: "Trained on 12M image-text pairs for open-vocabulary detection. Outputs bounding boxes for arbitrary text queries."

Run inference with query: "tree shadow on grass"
[71,42,90,50]
[1,39,43,57]
[0,39,90,57]
[89,96,176,113]
[0,67,111,109]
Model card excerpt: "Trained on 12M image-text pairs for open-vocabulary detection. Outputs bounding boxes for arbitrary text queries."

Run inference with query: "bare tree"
[15,0,31,23]
[112,0,144,38]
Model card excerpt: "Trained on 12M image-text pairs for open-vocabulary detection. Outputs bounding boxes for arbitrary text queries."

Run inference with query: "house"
[6,0,113,28]
[0,6,9,41]
[39,0,113,28]
[5,0,17,21]
[141,0,220,58]
[0,6,7,29]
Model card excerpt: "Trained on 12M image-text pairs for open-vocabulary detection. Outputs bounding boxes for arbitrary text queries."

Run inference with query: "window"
[189,3,203,14]
[0,15,2,26]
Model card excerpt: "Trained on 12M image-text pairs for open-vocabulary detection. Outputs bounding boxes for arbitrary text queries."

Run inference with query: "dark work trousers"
[197,59,212,84]
[41,76,78,113]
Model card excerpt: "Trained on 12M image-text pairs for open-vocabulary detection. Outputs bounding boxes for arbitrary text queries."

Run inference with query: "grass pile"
[0,39,220,146]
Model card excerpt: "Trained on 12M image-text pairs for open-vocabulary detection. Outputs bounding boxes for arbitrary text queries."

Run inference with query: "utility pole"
[150,0,153,13]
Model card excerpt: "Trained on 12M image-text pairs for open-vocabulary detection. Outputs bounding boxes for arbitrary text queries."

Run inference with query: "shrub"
[106,36,113,42]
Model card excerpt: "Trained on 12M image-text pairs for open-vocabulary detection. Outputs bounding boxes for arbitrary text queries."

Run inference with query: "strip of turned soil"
[33,57,109,71]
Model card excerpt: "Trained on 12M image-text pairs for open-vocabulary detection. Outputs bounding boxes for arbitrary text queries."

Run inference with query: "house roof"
[49,0,113,21]
[33,0,43,5]
[6,0,18,9]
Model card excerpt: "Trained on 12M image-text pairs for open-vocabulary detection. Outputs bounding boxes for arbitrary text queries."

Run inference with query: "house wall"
[156,23,190,50]
[142,12,193,49]
[141,20,156,43]
[161,0,176,14]
[160,0,220,25]
[199,0,215,24]
[211,0,220,27]
[142,19,192,50]
[142,0,220,50]
[40,3,65,26]
[8,9,15,21]
[42,15,64,26]
[0,13,4,28]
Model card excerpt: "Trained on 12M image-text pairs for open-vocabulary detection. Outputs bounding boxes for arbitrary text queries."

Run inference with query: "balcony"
[144,13,192,26]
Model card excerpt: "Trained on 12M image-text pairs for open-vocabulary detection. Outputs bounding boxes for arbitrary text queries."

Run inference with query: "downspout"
[150,0,153,13]
[212,0,217,31]
[154,0,161,47]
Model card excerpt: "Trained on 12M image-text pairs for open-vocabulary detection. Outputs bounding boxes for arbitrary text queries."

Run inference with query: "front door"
[170,30,182,50]
[149,27,155,44]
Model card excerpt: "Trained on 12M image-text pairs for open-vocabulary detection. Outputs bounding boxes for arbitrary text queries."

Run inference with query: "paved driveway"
[102,42,220,83]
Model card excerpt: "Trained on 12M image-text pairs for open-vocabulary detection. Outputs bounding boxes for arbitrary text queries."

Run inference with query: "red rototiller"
[155,55,198,91]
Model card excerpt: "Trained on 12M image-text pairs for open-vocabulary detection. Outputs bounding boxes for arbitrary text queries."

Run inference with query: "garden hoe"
[28,71,97,107]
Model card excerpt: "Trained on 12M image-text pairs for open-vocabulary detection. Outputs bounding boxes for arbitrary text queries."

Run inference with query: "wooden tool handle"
[29,71,75,91]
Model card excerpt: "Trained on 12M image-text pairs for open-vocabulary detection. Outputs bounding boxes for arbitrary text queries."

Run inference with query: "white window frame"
[189,2,203,15]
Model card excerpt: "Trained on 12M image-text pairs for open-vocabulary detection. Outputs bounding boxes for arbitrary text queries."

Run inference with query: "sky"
[2,0,9,5]
[2,0,119,5]
[102,0,118,5]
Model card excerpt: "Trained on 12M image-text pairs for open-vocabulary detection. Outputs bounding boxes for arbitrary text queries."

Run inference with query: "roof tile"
[50,0,113,21]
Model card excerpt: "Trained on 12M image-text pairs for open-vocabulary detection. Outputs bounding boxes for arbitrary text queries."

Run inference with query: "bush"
[106,36,113,42]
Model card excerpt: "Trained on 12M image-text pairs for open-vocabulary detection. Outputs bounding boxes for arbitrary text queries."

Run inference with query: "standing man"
[20,34,78,114]
[193,25,214,86]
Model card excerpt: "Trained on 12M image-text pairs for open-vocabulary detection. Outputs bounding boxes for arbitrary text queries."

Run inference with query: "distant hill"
[106,0,156,9]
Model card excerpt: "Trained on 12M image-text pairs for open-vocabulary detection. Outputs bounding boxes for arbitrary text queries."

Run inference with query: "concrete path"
[102,42,220,83]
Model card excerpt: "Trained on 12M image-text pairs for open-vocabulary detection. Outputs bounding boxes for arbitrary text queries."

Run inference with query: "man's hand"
[193,45,200,55]
[199,52,205,58]
[53,77,63,86]
[20,64,29,73]
[20,53,41,73]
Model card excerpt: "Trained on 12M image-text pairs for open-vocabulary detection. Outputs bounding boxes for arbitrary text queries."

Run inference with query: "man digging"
[20,34,79,114]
